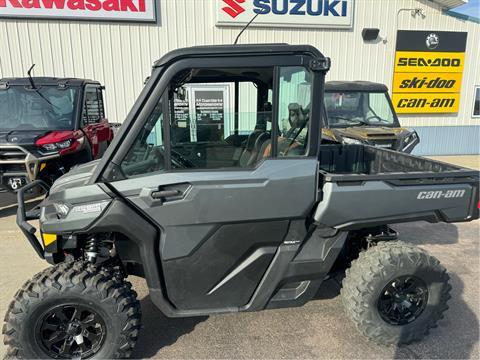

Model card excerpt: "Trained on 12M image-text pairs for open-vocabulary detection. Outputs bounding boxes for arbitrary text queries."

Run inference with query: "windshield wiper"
[330,116,370,126]
[26,64,60,112]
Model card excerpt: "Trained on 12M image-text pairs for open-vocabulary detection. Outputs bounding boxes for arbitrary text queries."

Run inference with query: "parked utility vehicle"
[0,75,112,192]
[322,81,420,152]
[4,45,479,359]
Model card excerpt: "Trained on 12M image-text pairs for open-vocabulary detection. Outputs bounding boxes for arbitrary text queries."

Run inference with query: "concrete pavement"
[427,155,480,170]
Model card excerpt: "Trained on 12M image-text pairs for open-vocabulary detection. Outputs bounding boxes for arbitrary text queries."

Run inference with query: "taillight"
[36,131,84,155]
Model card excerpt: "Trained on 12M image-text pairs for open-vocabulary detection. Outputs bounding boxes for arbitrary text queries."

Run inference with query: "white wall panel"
[0,0,478,129]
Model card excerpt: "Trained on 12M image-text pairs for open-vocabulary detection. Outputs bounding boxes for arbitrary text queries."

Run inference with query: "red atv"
[0,76,113,192]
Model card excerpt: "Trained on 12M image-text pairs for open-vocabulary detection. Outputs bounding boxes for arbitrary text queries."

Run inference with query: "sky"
[451,0,480,18]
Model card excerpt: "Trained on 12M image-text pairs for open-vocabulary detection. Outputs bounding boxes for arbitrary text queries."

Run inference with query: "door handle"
[151,189,181,199]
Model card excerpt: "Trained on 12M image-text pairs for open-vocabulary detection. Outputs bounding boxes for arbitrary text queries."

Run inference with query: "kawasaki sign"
[217,0,354,29]
[0,0,157,22]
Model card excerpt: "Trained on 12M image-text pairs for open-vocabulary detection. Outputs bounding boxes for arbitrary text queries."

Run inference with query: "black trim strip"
[271,66,280,157]
[162,91,172,171]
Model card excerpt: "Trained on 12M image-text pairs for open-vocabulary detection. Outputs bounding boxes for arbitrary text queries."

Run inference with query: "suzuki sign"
[0,0,157,22]
[217,0,354,29]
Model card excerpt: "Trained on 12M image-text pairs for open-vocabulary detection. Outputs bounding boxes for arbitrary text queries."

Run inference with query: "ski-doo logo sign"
[217,0,354,29]
[0,0,157,22]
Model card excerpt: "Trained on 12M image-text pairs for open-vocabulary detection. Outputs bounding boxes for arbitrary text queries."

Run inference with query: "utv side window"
[368,93,395,124]
[276,67,312,157]
[118,65,314,179]
[120,97,165,177]
[168,67,274,170]
[82,86,104,125]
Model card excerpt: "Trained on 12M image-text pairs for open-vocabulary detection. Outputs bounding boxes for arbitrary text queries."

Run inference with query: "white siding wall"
[0,0,478,129]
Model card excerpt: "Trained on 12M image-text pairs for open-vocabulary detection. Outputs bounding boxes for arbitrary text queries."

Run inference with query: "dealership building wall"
[0,0,478,155]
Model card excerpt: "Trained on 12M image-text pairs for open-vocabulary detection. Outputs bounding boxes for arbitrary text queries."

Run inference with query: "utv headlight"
[342,137,363,145]
[402,131,419,152]
[405,131,418,144]
[56,139,73,149]
[42,143,58,152]
[42,139,73,152]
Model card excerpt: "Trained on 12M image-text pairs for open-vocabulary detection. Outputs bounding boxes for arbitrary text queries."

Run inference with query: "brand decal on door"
[0,0,157,22]
[217,0,354,29]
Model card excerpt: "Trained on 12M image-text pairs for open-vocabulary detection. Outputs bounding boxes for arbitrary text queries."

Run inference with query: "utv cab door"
[105,49,326,312]
[81,84,110,158]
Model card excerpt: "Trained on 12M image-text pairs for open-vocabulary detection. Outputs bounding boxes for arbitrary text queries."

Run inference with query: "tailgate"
[314,175,479,230]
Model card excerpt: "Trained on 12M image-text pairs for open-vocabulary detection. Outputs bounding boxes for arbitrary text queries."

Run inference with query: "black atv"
[3,44,479,358]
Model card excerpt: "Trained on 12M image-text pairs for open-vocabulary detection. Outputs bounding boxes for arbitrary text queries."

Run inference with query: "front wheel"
[3,261,141,359]
[341,241,451,345]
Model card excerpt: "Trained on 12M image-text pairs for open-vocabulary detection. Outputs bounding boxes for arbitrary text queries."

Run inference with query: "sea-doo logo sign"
[0,0,157,22]
[217,0,354,29]
[426,33,439,49]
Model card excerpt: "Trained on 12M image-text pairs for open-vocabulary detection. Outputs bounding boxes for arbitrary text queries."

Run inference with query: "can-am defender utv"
[4,45,479,359]
[0,75,113,193]
[321,81,420,152]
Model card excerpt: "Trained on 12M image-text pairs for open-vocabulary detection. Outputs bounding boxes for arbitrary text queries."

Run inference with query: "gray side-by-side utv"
[3,44,479,359]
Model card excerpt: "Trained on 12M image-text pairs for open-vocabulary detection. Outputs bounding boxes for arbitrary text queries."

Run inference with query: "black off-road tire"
[341,241,451,346]
[3,261,141,359]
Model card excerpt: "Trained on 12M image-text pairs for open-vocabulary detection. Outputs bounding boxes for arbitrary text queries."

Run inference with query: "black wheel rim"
[37,304,106,359]
[377,275,428,326]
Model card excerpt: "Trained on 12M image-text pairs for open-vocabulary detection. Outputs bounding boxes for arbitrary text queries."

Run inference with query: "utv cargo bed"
[315,145,479,229]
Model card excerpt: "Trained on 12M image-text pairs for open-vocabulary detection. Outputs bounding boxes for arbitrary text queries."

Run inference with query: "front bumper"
[16,180,51,259]
[0,145,60,191]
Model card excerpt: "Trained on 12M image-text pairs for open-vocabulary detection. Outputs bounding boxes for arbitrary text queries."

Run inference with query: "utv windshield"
[324,91,397,128]
[0,86,78,131]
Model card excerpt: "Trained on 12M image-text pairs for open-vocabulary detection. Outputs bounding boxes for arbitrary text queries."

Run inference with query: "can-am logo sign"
[217,0,354,29]
[0,0,157,22]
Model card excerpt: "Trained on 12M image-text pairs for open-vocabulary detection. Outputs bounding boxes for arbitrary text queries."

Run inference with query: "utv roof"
[153,44,325,68]
[0,77,100,87]
[325,81,388,92]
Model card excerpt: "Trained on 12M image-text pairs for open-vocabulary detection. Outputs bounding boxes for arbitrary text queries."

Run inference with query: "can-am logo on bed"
[217,0,354,29]
[0,0,157,22]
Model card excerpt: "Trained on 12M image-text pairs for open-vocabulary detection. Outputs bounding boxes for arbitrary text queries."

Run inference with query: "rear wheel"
[341,241,451,345]
[3,261,141,359]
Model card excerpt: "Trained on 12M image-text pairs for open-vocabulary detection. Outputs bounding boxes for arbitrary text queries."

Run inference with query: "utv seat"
[239,132,272,167]
[239,126,268,167]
